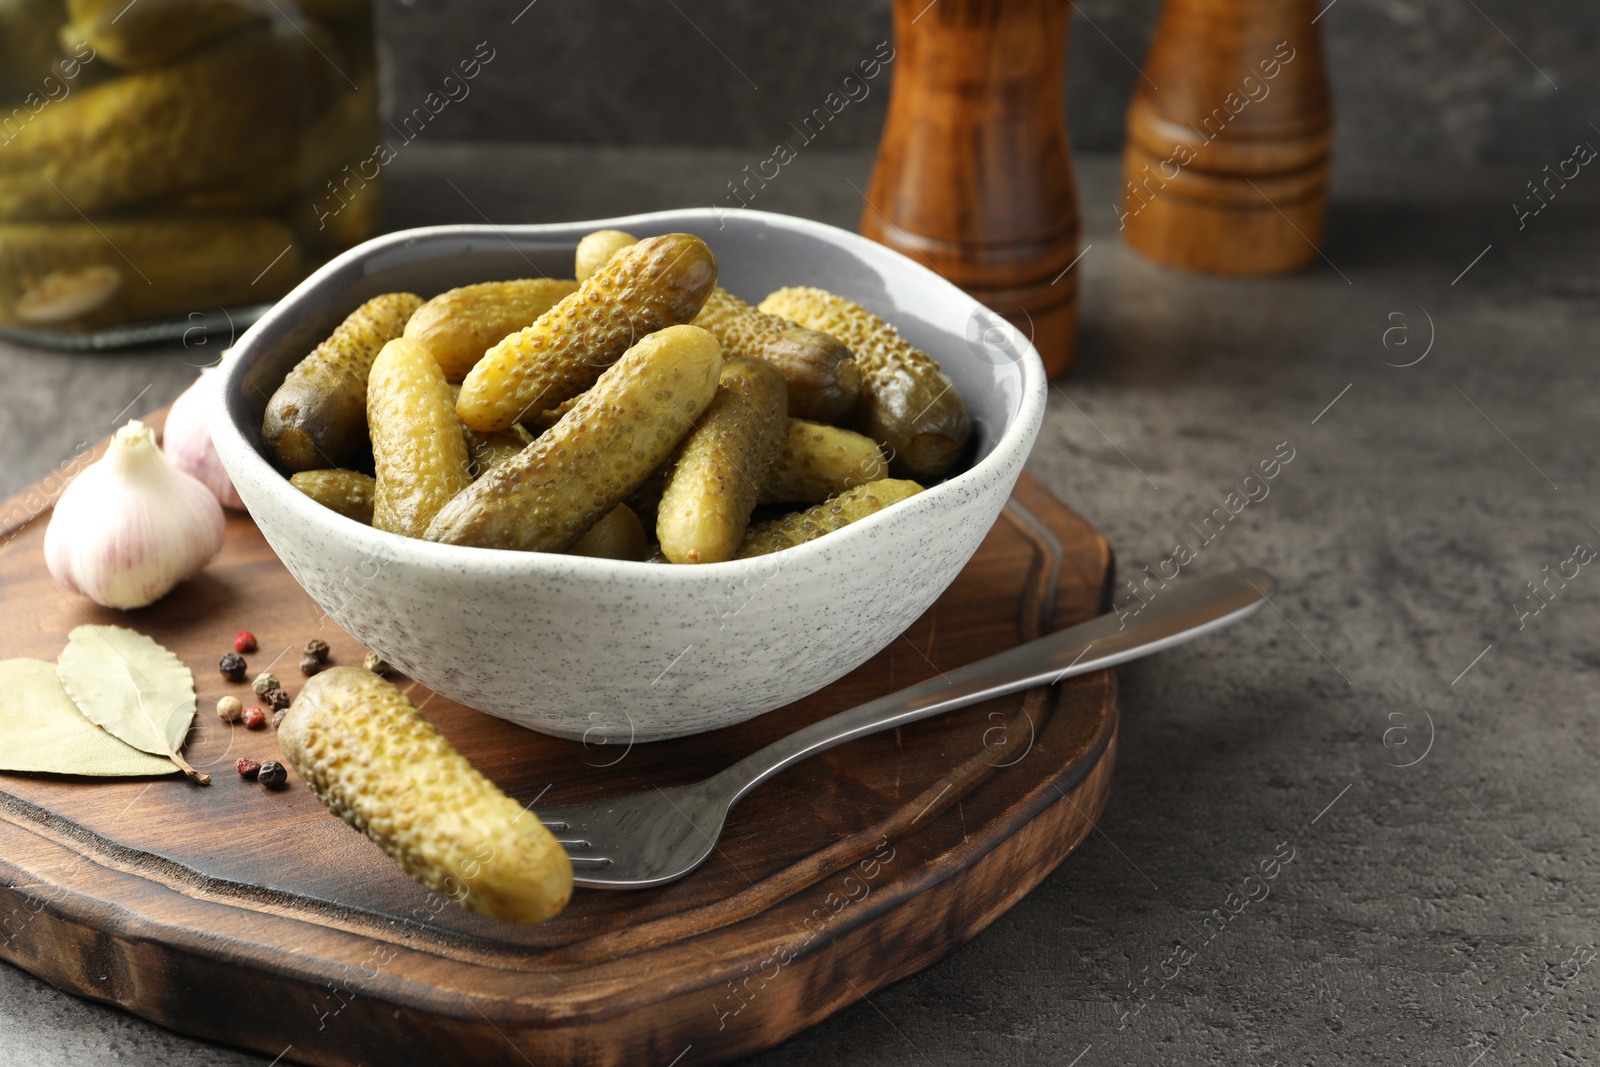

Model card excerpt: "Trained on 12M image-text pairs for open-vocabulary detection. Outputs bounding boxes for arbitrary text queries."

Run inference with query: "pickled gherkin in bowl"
[0,2,380,342]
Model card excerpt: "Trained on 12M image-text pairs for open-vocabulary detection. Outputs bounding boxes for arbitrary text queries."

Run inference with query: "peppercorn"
[219,652,247,683]
[271,708,287,729]
[236,758,261,779]
[216,695,244,723]
[234,630,258,654]
[242,706,267,729]
[299,653,324,677]
[304,638,330,663]
[362,651,389,676]
[252,671,280,697]
[266,687,292,712]
[257,760,288,789]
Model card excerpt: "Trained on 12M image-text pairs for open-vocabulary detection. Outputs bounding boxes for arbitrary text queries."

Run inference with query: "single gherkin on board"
[367,337,473,538]
[455,233,718,432]
[262,292,422,472]
[278,667,573,925]
[736,479,924,559]
[758,287,971,482]
[657,357,789,564]
[428,324,724,552]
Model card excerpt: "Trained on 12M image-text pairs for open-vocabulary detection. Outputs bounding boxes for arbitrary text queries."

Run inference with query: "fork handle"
[708,567,1276,805]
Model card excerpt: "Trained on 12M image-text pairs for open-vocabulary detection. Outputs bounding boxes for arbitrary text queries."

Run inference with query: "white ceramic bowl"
[212,209,1046,742]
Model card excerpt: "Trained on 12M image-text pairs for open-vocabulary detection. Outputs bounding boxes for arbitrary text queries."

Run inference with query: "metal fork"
[539,567,1275,888]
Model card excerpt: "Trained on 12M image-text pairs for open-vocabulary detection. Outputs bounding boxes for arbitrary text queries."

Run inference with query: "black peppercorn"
[299,653,323,677]
[304,638,330,663]
[218,652,247,682]
[257,760,288,789]
[271,708,286,730]
[266,687,292,712]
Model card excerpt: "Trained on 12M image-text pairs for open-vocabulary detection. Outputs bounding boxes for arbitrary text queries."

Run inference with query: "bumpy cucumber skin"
[759,419,888,505]
[427,324,724,552]
[404,278,578,383]
[289,469,375,524]
[278,668,573,925]
[574,229,639,282]
[694,287,861,423]
[263,292,421,472]
[658,357,789,564]
[456,233,718,433]
[735,478,923,558]
[368,337,473,537]
[569,504,649,561]
[758,287,971,482]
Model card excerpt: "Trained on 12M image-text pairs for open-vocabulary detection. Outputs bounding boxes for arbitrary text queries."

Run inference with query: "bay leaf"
[57,625,209,784]
[0,659,178,777]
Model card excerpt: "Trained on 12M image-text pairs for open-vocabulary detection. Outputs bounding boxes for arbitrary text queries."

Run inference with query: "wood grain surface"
[0,420,1116,1067]
[1120,0,1332,275]
[860,0,1082,377]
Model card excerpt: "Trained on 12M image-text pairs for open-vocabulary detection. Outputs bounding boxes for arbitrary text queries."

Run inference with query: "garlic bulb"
[163,367,245,510]
[45,420,226,610]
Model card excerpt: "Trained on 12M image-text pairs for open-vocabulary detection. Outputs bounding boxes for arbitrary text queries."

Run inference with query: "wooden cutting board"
[0,422,1115,1067]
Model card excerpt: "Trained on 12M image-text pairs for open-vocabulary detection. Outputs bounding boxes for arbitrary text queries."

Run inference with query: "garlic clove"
[163,366,246,511]
[45,420,226,610]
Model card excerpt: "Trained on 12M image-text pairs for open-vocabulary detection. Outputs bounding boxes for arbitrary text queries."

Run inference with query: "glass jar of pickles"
[0,0,379,347]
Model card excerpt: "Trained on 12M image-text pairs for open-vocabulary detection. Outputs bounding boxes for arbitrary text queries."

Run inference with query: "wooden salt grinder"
[861,0,1080,377]
[1120,0,1332,275]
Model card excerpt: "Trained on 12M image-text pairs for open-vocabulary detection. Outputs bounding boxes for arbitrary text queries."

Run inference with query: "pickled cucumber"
[66,0,265,70]
[405,278,579,383]
[263,291,421,472]
[279,667,573,925]
[735,478,923,559]
[657,357,788,564]
[574,229,640,282]
[694,287,861,423]
[0,0,63,102]
[569,504,648,561]
[368,337,472,537]
[464,424,532,478]
[456,233,717,432]
[759,420,888,505]
[758,287,971,482]
[572,232,861,424]
[289,469,375,524]
[0,217,301,328]
[0,26,338,220]
[427,325,723,552]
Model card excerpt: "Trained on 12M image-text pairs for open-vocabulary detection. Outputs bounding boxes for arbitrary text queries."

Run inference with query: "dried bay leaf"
[57,625,210,784]
[0,659,179,778]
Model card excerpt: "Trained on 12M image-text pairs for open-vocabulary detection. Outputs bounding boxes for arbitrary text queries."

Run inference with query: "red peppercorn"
[236,758,261,779]
[234,630,258,653]
[242,706,267,729]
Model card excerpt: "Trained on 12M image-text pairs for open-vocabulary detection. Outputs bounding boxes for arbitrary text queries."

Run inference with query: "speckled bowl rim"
[213,208,1047,584]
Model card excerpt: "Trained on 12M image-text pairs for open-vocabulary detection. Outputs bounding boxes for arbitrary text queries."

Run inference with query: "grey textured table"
[2,149,1595,1066]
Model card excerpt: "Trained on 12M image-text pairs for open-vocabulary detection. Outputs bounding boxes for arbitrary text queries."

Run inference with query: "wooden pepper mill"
[1120,0,1332,275]
[861,0,1081,377]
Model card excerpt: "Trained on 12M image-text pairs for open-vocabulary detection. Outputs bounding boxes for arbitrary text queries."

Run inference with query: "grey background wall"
[378,0,1596,164]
